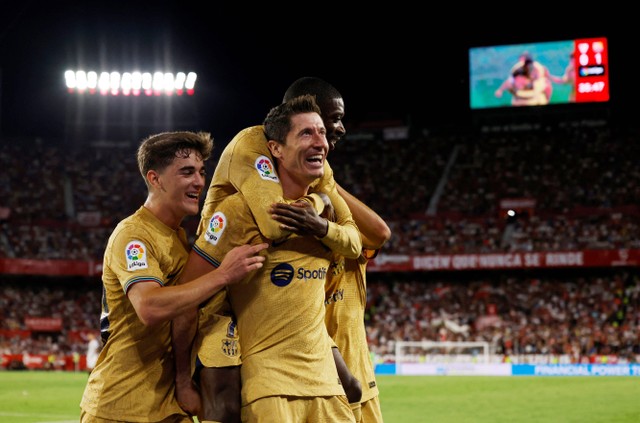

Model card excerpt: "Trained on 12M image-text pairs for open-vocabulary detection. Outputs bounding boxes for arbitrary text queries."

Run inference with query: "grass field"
[1,371,640,422]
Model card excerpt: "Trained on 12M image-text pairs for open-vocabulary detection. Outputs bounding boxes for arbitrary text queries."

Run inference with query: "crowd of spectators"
[1,123,637,259]
[1,120,638,364]
[0,278,100,362]
[366,269,639,364]
[2,270,638,364]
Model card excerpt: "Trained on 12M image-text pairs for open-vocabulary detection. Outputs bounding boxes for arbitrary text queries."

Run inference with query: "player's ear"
[146,169,162,190]
[267,140,283,159]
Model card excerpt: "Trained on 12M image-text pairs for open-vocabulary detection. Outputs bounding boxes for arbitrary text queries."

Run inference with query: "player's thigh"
[199,365,241,398]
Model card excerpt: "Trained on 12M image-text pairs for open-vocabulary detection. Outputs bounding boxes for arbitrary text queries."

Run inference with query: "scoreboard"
[574,37,609,102]
[469,36,610,110]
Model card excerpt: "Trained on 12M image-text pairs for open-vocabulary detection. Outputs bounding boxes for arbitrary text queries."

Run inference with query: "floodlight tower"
[63,69,199,146]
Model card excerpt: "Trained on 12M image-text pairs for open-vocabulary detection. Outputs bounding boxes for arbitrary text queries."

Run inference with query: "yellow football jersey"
[325,253,380,405]
[199,125,361,258]
[80,206,190,421]
[194,194,345,406]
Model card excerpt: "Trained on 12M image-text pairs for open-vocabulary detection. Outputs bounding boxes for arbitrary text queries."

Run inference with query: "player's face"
[280,112,328,184]
[320,97,345,151]
[156,149,206,219]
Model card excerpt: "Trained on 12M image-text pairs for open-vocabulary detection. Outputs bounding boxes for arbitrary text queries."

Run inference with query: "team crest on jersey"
[221,338,239,357]
[125,240,148,271]
[205,212,226,246]
[255,155,279,182]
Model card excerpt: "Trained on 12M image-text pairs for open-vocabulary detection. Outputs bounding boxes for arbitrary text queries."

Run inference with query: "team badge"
[255,155,279,182]
[204,212,226,246]
[125,240,148,271]
[221,338,239,357]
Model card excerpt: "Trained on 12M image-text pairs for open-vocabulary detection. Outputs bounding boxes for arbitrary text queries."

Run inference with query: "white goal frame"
[395,341,490,365]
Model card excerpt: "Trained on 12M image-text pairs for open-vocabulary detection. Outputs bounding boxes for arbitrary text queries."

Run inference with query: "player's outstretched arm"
[336,183,391,250]
[128,243,268,327]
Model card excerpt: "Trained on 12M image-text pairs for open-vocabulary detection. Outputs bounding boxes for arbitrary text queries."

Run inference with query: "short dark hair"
[263,95,321,144]
[283,77,342,110]
[136,131,213,182]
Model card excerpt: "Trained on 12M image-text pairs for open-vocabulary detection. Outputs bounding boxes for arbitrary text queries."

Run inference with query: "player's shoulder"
[230,125,266,146]
[223,125,270,161]
[222,192,250,211]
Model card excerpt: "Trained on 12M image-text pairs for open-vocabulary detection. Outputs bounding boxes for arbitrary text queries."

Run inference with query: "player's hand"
[175,378,202,419]
[217,243,268,285]
[315,192,336,223]
[269,201,329,238]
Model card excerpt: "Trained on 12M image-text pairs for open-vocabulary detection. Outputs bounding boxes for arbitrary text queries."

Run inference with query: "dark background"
[0,3,620,145]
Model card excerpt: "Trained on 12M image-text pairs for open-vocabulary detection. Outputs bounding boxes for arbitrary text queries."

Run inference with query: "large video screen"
[469,37,609,109]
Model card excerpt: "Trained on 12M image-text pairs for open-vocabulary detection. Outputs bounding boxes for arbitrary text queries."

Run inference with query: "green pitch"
[1,371,640,422]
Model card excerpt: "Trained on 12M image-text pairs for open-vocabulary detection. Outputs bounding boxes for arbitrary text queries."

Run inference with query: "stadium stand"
[0,115,638,369]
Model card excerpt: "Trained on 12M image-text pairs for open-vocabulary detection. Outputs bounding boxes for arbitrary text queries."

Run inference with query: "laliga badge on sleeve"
[255,155,279,182]
[125,240,148,271]
[205,212,227,246]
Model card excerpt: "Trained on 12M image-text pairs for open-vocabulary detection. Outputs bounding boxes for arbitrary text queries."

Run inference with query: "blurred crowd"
[1,124,637,259]
[1,270,637,364]
[0,121,638,364]
[366,270,639,364]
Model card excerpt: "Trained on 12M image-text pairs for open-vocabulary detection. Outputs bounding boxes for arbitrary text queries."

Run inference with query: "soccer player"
[276,77,390,421]
[323,184,391,422]
[84,332,101,374]
[79,131,267,422]
[495,52,554,106]
[171,80,363,421]
[194,95,355,421]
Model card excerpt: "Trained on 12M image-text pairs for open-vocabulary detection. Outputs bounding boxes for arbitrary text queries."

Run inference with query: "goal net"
[395,341,495,376]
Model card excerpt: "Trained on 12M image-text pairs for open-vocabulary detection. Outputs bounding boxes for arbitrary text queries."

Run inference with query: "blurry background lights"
[64,70,198,96]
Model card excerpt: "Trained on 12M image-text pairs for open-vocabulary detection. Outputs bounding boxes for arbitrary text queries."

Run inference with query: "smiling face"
[318,97,345,151]
[152,148,207,223]
[268,111,328,198]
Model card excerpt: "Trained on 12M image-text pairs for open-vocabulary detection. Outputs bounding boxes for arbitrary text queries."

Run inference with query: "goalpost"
[395,341,495,376]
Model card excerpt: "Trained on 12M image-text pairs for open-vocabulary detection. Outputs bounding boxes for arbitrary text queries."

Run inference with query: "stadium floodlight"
[185,72,197,96]
[64,69,198,96]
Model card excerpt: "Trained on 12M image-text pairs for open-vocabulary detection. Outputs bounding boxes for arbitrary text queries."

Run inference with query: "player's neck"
[279,172,310,200]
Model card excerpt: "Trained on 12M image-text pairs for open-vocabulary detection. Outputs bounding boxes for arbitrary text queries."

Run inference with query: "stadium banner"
[24,317,63,332]
[398,363,511,376]
[512,364,640,376]
[0,258,102,276]
[368,249,639,272]
[2,353,86,371]
[377,363,640,376]
[1,250,637,276]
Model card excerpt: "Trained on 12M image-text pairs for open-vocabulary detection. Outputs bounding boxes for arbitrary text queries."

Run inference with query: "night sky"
[0,3,619,145]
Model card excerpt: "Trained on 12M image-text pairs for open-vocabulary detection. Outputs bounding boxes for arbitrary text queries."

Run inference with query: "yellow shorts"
[194,291,241,369]
[361,395,384,423]
[241,395,355,422]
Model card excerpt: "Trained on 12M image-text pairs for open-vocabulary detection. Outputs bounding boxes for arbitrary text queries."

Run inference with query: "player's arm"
[226,126,328,240]
[308,161,363,258]
[231,127,361,257]
[170,250,219,417]
[336,183,391,250]
[333,346,362,404]
[126,243,267,327]
[269,190,362,259]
